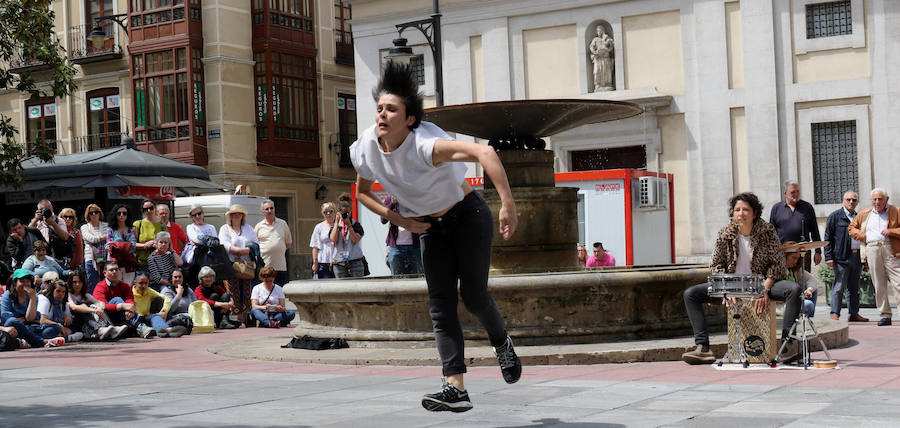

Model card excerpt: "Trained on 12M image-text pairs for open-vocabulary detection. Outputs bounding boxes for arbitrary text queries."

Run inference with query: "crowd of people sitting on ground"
[0,198,297,351]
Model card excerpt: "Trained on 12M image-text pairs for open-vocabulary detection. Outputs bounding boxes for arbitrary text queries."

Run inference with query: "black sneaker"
[421,380,473,413]
[494,336,522,384]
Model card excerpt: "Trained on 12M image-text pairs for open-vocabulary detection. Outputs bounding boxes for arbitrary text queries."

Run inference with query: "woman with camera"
[330,194,366,278]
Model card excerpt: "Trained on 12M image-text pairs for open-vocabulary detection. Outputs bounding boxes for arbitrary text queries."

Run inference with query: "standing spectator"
[1,269,66,348]
[58,208,83,271]
[576,244,587,268]
[330,195,365,278]
[28,199,69,245]
[66,270,113,341]
[22,241,70,279]
[769,181,822,270]
[80,204,109,292]
[106,204,138,285]
[848,188,900,326]
[182,204,217,284]
[585,242,616,267]
[248,266,296,328]
[92,260,137,339]
[824,191,868,322]
[5,218,46,269]
[194,266,237,329]
[381,195,422,275]
[219,205,259,325]
[134,199,165,275]
[37,279,83,342]
[309,202,337,279]
[161,269,197,321]
[147,232,183,292]
[254,199,293,285]
[156,204,187,255]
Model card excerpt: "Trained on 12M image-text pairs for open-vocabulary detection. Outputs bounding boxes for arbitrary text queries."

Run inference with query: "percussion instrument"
[723,299,776,365]
[707,274,765,298]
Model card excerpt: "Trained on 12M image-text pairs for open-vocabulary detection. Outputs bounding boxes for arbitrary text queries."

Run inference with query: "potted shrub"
[817,263,876,308]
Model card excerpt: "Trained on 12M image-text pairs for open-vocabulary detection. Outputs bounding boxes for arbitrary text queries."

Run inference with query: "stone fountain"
[284,99,717,346]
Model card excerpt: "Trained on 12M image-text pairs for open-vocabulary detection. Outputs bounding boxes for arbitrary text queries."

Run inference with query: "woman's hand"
[499,201,518,240]
[63,315,72,326]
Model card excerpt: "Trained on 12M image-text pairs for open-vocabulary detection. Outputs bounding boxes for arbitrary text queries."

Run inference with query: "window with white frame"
[806,1,852,39]
[811,120,857,204]
[793,0,864,54]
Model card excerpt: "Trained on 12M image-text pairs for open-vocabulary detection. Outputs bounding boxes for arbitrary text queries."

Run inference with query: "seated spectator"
[194,266,238,330]
[6,218,46,269]
[157,204,187,255]
[66,271,113,341]
[132,274,184,338]
[161,269,197,320]
[782,241,820,317]
[249,266,296,328]
[92,260,137,340]
[585,242,616,267]
[40,271,60,292]
[147,231,184,292]
[37,279,83,342]
[22,241,70,279]
[0,269,65,348]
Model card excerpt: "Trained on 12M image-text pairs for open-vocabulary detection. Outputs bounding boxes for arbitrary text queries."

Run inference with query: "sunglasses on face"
[322,210,334,215]
[190,211,203,217]
[263,207,274,211]
[117,211,128,216]
[143,206,154,211]
[89,211,101,215]
[62,215,75,220]
[846,198,858,202]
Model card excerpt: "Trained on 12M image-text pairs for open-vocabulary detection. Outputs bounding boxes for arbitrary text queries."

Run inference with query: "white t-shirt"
[37,294,72,322]
[735,234,752,275]
[309,222,336,263]
[219,224,259,262]
[350,121,467,217]
[251,283,286,307]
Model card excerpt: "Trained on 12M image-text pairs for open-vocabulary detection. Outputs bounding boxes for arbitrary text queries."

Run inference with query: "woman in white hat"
[219,204,259,325]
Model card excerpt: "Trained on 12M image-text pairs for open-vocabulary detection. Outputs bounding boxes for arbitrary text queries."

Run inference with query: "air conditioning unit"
[637,176,668,209]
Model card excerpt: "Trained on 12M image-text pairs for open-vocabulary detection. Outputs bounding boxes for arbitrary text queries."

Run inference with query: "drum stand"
[717,296,751,368]
[774,313,833,369]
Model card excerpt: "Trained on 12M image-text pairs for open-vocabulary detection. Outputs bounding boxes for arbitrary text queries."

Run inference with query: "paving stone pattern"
[0,305,898,427]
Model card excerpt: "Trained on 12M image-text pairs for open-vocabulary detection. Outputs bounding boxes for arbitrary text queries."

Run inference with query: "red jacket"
[93,279,136,311]
[166,222,188,255]
[195,284,227,308]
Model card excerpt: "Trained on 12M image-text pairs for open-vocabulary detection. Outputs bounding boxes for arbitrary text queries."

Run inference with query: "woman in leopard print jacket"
[680,192,802,365]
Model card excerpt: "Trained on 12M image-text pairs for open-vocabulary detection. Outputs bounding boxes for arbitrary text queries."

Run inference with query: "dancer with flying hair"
[350,62,522,412]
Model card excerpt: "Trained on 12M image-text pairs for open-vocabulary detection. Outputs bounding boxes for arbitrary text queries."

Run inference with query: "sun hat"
[225,204,248,217]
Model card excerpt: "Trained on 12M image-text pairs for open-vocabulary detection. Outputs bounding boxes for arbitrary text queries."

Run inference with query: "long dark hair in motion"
[372,61,424,130]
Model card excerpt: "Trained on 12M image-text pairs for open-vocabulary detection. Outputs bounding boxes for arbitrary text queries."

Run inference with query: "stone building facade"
[349,0,900,259]
[1,1,359,278]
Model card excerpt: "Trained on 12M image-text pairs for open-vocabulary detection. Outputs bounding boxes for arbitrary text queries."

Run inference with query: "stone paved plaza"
[1,305,898,427]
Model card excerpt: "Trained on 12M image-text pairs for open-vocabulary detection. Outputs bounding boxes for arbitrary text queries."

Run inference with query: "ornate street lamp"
[88,13,129,48]
[385,0,443,106]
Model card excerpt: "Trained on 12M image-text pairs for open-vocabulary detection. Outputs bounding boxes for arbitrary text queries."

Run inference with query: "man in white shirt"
[849,188,900,326]
[254,200,293,285]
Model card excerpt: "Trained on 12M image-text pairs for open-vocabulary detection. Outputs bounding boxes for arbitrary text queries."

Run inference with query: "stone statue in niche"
[589,26,614,92]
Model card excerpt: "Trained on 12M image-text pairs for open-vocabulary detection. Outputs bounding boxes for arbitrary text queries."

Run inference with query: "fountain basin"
[284,265,723,345]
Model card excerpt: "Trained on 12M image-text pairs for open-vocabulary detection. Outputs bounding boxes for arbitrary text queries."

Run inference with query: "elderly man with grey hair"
[824,190,868,322]
[254,199,293,285]
[770,180,822,271]
[849,188,900,326]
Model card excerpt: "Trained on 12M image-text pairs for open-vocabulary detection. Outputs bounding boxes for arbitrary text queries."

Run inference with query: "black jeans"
[683,279,803,346]
[421,191,508,376]
[831,251,862,316]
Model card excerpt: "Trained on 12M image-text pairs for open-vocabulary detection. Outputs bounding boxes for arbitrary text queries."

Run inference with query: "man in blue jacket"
[823,190,869,322]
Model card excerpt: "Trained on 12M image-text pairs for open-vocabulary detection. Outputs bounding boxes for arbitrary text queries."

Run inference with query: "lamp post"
[385,0,443,106]
[88,13,129,48]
